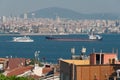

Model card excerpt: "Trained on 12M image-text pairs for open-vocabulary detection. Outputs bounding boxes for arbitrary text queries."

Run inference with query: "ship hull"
[13,36,34,42]
[45,36,102,42]
[13,40,34,42]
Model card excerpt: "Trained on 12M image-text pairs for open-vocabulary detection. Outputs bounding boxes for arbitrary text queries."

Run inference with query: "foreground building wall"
[60,60,90,80]
[60,60,120,80]
[76,65,118,80]
[60,52,120,80]
[60,60,71,80]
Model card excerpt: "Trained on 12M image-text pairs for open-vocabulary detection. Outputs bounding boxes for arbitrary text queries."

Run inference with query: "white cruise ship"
[13,36,34,42]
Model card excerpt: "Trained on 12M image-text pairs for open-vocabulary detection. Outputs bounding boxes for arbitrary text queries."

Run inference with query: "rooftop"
[61,60,90,65]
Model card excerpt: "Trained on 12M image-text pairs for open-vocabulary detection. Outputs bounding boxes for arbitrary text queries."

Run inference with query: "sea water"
[0,34,119,63]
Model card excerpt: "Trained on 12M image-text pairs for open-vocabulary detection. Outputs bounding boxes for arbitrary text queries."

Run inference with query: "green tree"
[0,74,34,80]
[0,74,6,79]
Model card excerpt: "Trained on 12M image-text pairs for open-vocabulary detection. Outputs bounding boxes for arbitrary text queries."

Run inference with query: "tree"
[0,74,34,80]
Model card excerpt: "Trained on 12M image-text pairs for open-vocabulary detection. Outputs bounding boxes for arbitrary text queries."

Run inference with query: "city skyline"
[0,0,120,16]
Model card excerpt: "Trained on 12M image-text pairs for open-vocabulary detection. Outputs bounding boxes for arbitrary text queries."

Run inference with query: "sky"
[0,0,120,16]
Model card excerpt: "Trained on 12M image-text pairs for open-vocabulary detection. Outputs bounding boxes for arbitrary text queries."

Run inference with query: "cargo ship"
[45,34,102,42]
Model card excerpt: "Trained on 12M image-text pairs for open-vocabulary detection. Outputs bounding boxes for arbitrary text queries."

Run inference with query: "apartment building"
[60,52,120,80]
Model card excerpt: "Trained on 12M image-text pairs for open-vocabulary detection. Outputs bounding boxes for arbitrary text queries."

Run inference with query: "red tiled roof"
[7,66,34,76]
[7,58,26,70]
[42,67,52,74]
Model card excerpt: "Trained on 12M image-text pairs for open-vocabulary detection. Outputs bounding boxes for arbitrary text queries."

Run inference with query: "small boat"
[13,36,34,42]
[45,34,102,42]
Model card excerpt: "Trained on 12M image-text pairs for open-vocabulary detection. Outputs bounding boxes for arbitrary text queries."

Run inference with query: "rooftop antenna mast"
[80,46,86,60]
[116,48,118,61]
[112,48,114,53]
[34,51,40,64]
[93,48,95,53]
[100,49,102,64]
[71,47,75,59]
[81,46,86,55]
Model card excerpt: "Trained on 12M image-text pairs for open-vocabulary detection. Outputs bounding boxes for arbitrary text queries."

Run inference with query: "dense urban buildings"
[0,15,120,35]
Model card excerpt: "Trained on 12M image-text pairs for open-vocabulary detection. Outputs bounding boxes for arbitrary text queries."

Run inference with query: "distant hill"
[21,7,120,20]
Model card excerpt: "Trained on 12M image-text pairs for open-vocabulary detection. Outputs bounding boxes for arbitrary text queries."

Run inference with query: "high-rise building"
[2,16,7,23]
[24,13,28,19]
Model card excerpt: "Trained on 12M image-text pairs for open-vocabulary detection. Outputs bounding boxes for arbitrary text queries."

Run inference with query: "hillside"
[21,7,119,20]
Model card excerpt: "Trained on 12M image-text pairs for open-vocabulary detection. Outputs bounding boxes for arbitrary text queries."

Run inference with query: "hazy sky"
[0,0,120,16]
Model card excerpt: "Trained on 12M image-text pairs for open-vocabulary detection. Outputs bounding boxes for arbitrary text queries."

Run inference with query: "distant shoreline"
[0,33,70,36]
[0,33,118,36]
[0,33,56,36]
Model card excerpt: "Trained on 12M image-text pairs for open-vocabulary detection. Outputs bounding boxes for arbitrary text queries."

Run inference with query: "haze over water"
[0,0,120,16]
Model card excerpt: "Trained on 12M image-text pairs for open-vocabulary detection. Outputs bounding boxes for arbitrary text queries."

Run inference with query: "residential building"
[60,52,120,80]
